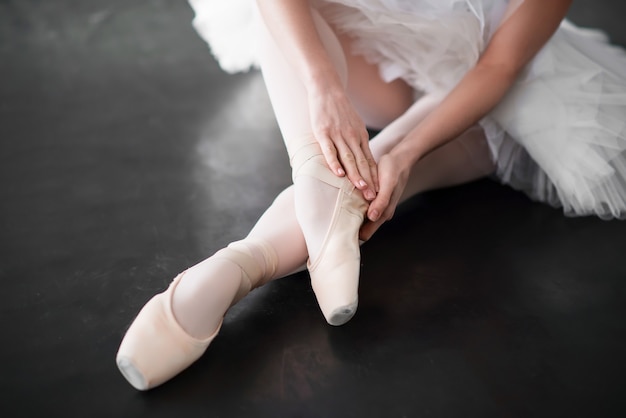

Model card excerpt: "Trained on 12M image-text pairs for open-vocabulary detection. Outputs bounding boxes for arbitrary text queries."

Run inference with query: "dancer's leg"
[399,125,495,200]
[257,10,349,261]
[257,9,370,325]
[115,187,308,391]
[172,188,307,339]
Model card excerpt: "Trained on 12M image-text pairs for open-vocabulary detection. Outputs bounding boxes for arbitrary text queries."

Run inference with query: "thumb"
[359,218,386,241]
[367,183,392,222]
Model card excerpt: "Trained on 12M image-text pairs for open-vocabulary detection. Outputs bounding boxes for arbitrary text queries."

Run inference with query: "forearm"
[390,64,517,170]
[369,93,445,159]
[256,0,343,92]
[389,0,570,170]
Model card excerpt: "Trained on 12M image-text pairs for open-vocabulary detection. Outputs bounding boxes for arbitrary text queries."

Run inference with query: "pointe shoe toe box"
[326,299,358,326]
[116,278,219,390]
[310,257,360,326]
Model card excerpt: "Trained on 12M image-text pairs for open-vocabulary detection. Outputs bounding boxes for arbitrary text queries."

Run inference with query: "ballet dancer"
[116,0,626,390]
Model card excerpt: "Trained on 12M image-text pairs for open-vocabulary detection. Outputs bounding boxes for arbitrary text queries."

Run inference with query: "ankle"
[226,238,278,290]
[171,262,240,339]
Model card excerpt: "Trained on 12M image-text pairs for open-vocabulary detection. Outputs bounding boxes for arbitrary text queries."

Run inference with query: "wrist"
[305,67,343,95]
[389,144,420,174]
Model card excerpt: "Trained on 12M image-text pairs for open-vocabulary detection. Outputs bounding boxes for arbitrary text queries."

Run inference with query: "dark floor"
[2,1,626,417]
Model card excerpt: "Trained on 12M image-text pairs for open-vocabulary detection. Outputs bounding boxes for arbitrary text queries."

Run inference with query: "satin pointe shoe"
[116,239,277,390]
[291,143,368,326]
[116,272,220,391]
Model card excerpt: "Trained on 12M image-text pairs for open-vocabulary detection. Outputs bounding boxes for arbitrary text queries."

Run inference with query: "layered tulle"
[312,0,509,93]
[483,21,626,219]
[188,0,626,218]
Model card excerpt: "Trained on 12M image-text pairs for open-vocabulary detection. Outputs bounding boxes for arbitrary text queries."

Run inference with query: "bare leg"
[257,9,372,325]
[172,188,307,339]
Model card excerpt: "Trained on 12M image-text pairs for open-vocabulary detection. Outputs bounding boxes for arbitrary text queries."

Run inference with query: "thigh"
[257,8,348,143]
[335,32,415,130]
[258,5,414,136]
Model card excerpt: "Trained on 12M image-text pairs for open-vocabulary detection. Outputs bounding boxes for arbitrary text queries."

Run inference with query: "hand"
[308,81,378,200]
[359,153,410,241]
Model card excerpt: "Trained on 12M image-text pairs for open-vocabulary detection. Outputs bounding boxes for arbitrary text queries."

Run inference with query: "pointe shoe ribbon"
[213,238,278,306]
[116,272,220,391]
[291,142,368,326]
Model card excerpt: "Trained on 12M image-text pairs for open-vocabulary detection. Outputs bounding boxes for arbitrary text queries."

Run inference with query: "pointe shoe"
[116,273,220,391]
[308,176,367,326]
[292,144,368,326]
[116,240,277,390]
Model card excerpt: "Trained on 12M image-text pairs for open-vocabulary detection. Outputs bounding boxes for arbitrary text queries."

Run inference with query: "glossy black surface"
[2,1,626,417]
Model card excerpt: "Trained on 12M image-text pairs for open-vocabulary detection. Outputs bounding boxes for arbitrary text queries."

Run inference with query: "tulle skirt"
[189,0,626,219]
[483,20,626,219]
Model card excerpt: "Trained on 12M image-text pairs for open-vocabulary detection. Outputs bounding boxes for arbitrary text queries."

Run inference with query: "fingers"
[358,153,407,241]
[317,137,345,177]
[359,182,396,240]
[350,131,377,195]
[307,89,378,196]
[317,127,378,200]
[367,181,394,223]
[361,141,379,192]
[340,139,376,200]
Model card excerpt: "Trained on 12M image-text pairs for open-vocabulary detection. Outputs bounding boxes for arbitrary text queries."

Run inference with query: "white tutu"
[189,0,626,219]
[188,0,260,73]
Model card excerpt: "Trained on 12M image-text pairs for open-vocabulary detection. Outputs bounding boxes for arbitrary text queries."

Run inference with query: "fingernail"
[365,190,375,200]
[370,210,379,221]
[359,180,367,188]
[337,168,345,176]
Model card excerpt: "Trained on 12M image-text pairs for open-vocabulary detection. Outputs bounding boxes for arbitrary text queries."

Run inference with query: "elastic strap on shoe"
[212,238,278,301]
[290,140,353,192]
